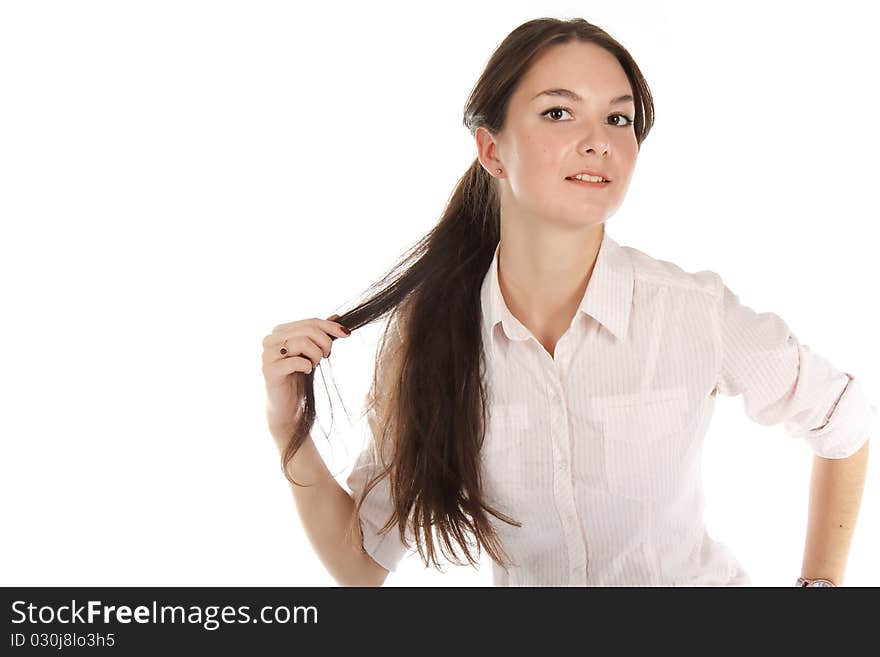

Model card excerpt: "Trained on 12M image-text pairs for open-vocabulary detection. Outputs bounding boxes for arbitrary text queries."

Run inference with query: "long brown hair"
[280,17,655,574]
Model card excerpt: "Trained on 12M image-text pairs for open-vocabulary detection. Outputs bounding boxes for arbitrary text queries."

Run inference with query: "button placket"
[547,375,587,584]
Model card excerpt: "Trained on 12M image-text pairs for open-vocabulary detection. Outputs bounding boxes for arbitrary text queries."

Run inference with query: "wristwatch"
[796,577,837,587]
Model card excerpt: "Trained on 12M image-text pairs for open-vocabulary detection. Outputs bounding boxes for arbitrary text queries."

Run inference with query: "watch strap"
[796,576,837,587]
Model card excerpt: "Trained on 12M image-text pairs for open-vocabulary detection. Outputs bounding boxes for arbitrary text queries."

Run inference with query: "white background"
[1,0,877,587]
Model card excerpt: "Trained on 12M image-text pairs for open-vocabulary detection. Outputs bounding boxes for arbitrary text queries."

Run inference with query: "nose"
[581,141,610,156]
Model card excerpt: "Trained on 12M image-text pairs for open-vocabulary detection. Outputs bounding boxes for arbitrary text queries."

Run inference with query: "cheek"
[620,138,639,166]
[515,134,554,169]
[508,146,557,194]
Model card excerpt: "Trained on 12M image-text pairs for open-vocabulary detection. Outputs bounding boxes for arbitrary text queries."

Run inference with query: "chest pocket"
[593,386,690,502]
[481,402,532,500]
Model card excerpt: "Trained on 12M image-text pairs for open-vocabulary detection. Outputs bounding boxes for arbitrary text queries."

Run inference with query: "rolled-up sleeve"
[344,315,413,573]
[345,438,412,572]
[714,273,877,459]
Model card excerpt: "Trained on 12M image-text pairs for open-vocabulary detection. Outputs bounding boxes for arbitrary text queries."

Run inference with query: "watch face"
[808,580,835,587]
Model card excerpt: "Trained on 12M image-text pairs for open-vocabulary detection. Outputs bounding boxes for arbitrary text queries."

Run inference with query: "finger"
[324,316,350,336]
[317,316,350,336]
[262,334,326,367]
[263,323,343,357]
[271,317,350,339]
[291,329,335,358]
[292,338,324,369]
[264,354,315,380]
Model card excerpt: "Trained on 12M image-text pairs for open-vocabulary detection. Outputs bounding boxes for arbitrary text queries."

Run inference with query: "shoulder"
[621,243,722,300]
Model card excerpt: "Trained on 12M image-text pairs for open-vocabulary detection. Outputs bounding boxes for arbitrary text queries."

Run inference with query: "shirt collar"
[479,230,634,359]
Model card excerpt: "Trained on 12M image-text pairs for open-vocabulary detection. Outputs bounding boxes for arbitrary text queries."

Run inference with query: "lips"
[565,177,610,188]
[566,173,611,182]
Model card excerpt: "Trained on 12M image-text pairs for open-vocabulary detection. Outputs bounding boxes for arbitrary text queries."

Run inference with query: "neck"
[497,222,604,348]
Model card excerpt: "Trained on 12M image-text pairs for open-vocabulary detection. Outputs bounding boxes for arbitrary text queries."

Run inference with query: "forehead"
[518,41,631,101]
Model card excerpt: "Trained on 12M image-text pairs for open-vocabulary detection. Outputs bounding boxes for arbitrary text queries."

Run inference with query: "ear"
[475,126,502,175]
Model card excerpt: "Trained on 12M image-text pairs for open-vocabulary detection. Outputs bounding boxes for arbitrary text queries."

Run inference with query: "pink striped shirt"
[346,231,876,585]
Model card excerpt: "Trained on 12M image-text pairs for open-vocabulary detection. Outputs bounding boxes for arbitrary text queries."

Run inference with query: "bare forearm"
[277,433,388,587]
[801,438,870,585]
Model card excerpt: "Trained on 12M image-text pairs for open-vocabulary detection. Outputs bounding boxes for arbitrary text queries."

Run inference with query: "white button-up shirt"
[346,231,877,586]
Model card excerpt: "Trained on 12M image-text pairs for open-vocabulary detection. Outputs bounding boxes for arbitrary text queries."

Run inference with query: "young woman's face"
[479,41,639,229]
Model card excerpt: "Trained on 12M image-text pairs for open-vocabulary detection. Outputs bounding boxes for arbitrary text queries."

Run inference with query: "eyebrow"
[531,88,634,106]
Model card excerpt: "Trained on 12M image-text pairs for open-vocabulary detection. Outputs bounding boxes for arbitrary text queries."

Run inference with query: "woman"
[261,17,875,587]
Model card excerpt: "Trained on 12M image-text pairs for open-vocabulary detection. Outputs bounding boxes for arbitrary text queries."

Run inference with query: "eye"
[609,112,635,127]
[540,106,635,128]
[541,107,574,122]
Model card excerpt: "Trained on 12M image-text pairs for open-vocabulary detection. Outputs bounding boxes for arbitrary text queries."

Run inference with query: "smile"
[565,177,611,188]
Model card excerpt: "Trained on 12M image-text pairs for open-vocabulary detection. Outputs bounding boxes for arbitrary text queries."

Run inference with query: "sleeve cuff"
[795,375,877,458]
[360,515,410,573]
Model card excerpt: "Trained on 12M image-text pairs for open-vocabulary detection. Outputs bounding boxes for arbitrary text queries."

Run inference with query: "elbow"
[362,560,390,587]
[334,555,390,587]
[337,571,388,587]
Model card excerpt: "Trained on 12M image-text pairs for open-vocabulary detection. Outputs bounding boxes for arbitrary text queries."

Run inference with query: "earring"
[496,168,502,174]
